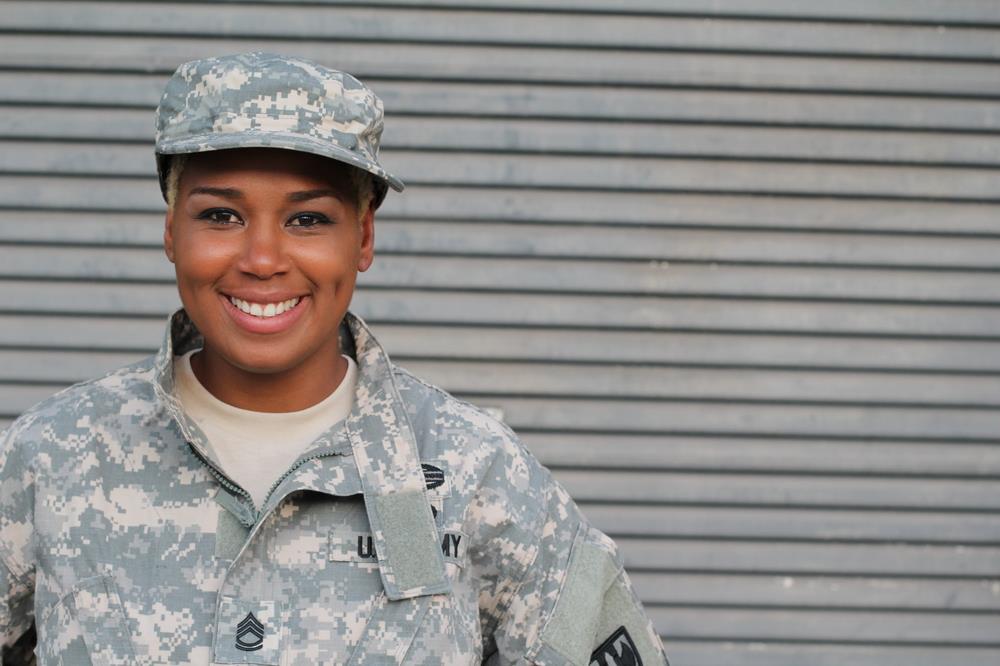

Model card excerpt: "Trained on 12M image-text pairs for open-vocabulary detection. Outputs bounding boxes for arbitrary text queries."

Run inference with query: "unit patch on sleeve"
[590,626,643,666]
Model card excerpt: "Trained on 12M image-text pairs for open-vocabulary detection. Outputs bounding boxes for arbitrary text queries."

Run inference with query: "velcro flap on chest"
[370,490,451,599]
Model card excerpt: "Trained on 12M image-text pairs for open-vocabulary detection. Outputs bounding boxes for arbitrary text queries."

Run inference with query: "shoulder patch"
[421,463,445,490]
[591,626,642,666]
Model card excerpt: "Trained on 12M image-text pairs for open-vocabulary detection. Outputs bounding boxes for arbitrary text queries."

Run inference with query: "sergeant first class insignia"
[590,627,642,666]
[235,612,265,652]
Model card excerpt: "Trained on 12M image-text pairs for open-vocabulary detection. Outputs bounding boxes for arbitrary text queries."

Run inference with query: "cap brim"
[156,129,404,201]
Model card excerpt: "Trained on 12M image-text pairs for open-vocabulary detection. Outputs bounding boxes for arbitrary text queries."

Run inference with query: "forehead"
[179,148,356,195]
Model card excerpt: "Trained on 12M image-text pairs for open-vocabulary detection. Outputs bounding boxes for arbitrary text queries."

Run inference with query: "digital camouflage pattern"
[0,309,668,665]
[154,52,404,208]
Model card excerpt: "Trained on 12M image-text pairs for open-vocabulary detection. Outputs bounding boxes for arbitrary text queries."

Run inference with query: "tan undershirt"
[173,349,357,509]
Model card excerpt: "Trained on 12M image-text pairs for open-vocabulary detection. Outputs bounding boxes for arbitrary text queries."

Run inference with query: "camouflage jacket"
[0,309,668,665]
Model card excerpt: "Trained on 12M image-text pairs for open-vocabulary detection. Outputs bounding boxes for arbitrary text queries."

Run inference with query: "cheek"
[173,235,234,286]
[297,241,359,284]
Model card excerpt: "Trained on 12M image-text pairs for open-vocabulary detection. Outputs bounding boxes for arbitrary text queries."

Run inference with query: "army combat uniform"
[0,309,668,665]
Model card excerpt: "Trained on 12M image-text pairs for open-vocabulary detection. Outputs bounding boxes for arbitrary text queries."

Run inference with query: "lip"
[220,292,309,335]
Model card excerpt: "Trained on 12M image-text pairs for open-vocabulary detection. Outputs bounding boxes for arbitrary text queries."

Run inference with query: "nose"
[237,220,289,279]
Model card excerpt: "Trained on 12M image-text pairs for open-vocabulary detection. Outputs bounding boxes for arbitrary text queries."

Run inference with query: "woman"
[0,52,668,665]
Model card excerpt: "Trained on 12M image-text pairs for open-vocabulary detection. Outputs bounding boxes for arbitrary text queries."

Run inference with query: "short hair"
[164,153,375,220]
[164,154,188,210]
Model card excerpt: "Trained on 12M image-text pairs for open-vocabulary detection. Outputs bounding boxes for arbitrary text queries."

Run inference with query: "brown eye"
[197,209,242,225]
[287,213,332,228]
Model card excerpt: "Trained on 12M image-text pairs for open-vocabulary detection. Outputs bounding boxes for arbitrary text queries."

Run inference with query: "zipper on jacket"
[155,383,259,520]
[186,441,258,523]
[222,449,345,575]
[259,449,343,514]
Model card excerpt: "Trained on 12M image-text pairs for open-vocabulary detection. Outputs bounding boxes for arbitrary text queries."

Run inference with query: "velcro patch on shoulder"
[539,531,664,666]
[539,532,619,664]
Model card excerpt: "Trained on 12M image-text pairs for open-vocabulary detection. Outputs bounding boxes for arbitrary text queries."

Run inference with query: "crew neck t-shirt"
[173,349,357,509]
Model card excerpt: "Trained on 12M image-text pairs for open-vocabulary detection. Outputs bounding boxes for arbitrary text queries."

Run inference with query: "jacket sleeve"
[0,423,36,653]
[479,446,668,666]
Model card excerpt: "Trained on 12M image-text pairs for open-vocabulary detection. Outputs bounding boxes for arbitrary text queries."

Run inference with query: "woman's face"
[163,147,374,385]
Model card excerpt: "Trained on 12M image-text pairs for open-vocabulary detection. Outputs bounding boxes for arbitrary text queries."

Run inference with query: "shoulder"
[392,363,545,470]
[390,362,557,511]
[392,363,516,447]
[1,355,160,463]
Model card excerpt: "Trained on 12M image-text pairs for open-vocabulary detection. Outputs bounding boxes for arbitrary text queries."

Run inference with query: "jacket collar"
[151,308,381,464]
[150,308,449,600]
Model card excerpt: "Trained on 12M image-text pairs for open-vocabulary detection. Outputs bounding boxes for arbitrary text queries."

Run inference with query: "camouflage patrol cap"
[154,51,403,208]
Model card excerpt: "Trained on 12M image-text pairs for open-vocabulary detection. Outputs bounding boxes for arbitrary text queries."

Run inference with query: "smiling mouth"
[228,295,302,318]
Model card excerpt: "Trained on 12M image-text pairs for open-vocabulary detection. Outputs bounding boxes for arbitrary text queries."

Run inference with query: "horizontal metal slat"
[631,572,1000,610]
[552,469,1000,510]
[3,35,999,96]
[487,395,1000,440]
[0,384,63,419]
[647,605,1000,644]
[582,504,1000,544]
[370,187,1000,234]
[3,2,1000,59]
[661,642,1000,666]
[616,538,1000,577]
[402,359,1000,405]
[203,0,1000,25]
[528,433,1000,476]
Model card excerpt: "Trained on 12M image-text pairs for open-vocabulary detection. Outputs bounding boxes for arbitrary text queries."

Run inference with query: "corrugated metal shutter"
[2,1,999,663]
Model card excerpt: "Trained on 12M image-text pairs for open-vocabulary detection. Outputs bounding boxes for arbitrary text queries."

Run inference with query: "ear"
[357,206,375,272]
[163,209,176,264]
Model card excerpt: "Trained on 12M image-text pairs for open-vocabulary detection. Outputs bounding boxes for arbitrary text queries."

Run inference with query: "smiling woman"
[0,52,669,665]
[165,149,374,412]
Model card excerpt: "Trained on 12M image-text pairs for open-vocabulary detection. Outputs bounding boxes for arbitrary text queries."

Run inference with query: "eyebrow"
[185,187,344,202]
[286,189,343,202]
[188,186,244,199]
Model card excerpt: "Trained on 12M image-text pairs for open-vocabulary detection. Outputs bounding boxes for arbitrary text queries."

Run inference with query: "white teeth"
[228,296,301,319]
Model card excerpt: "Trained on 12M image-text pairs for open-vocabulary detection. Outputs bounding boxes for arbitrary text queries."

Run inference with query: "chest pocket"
[213,491,477,665]
[344,590,480,666]
[37,574,137,666]
[213,494,388,664]
[330,529,477,665]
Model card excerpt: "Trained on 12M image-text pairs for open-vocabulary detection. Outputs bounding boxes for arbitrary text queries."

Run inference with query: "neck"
[189,345,348,413]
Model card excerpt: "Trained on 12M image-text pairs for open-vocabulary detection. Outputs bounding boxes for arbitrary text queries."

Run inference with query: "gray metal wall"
[1,1,1000,663]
